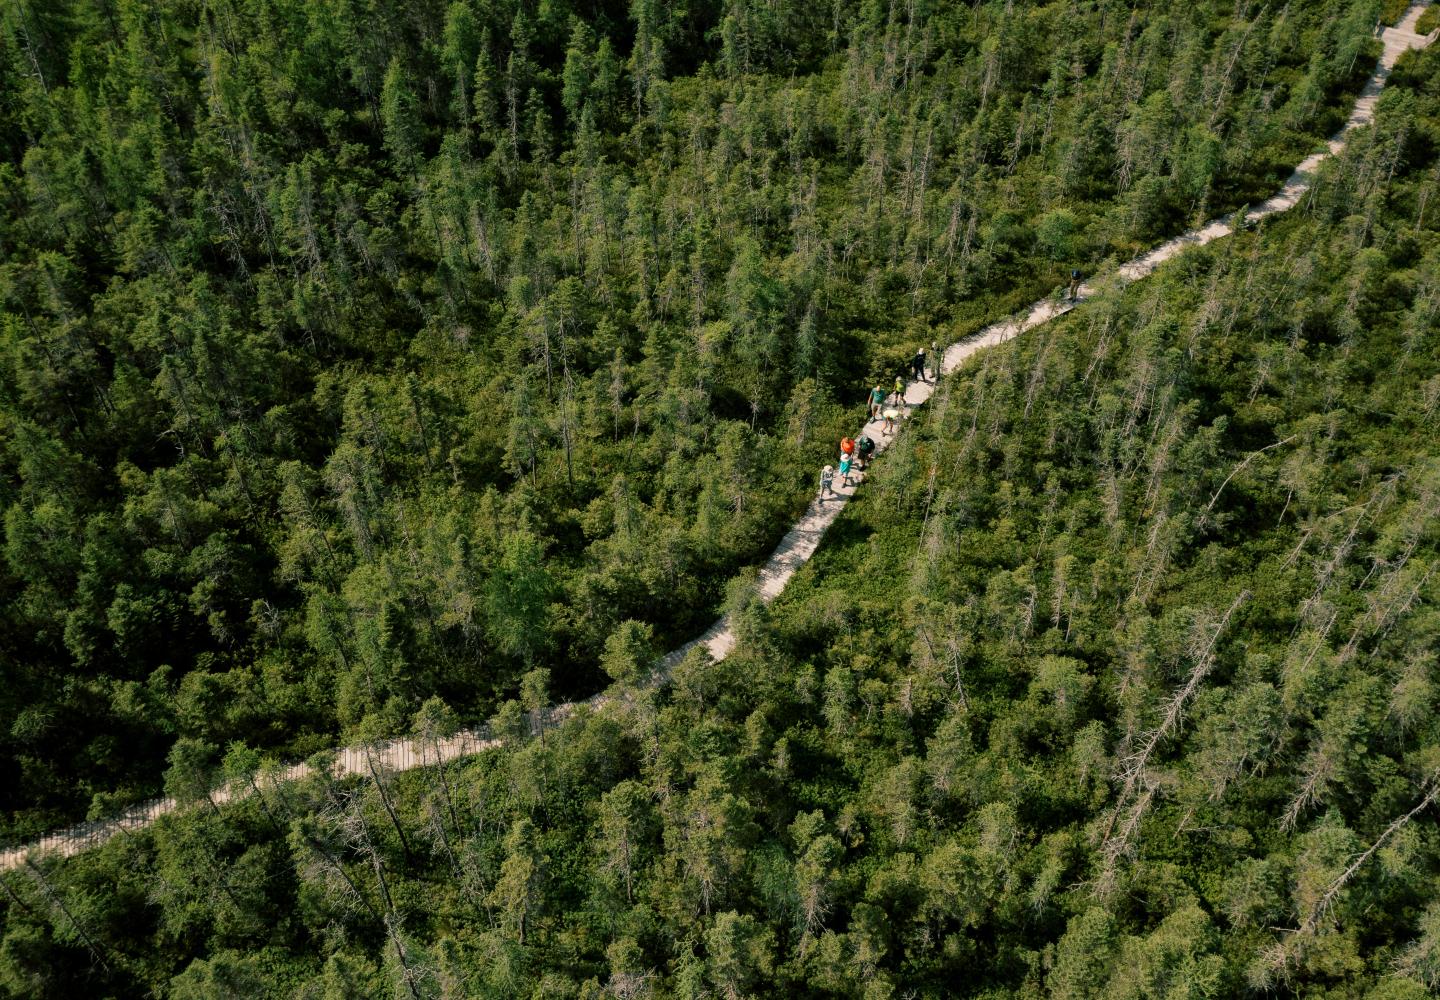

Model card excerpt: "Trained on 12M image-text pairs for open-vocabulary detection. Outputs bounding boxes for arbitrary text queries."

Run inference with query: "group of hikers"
[819,271,1085,503]
[819,341,943,503]
[819,433,876,500]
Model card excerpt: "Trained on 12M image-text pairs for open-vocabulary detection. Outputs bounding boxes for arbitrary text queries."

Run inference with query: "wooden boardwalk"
[3,4,1433,872]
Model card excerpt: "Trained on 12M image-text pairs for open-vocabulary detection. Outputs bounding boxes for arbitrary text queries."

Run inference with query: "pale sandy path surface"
[3,7,1433,872]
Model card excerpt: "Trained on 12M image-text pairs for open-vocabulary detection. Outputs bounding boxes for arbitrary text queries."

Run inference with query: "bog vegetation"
[5,39,1440,996]
[4,0,1440,996]
[0,0,1389,842]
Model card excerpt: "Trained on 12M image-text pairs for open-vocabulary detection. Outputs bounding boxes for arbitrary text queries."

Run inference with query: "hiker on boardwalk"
[819,464,836,501]
[856,434,876,469]
[840,436,855,460]
[911,347,927,382]
[893,375,905,405]
[1068,269,1082,303]
[882,406,899,435]
[930,341,942,380]
[839,450,854,486]
[868,384,886,419]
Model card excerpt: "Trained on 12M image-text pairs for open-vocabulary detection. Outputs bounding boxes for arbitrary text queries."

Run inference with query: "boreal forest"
[3,0,1440,996]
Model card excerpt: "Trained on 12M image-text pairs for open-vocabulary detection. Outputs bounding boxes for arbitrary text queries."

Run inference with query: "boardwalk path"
[3,6,1433,872]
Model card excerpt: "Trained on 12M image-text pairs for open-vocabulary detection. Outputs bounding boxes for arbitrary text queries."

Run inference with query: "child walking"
[819,464,836,502]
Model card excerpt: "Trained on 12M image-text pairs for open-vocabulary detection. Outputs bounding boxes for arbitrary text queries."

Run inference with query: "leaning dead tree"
[1259,770,1440,981]
[1198,433,1300,529]
[1094,591,1249,894]
[23,858,113,975]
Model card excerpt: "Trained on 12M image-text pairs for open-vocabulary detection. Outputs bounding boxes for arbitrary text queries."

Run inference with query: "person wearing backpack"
[856,434,876,469]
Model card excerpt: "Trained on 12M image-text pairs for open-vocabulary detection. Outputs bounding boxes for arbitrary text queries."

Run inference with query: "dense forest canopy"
[1,18,1438,995]
[0,0,1390,843]
[3,0,1440,996]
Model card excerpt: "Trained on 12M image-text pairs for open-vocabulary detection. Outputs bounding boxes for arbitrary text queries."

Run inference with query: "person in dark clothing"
[911,347,927,381]
[1068,269,1082,303]
[856,434,876,469]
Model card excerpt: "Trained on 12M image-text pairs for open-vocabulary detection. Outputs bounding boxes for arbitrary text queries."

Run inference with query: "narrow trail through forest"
[3,5,1434,872]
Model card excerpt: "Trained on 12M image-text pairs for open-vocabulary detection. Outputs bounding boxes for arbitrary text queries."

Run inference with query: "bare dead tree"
[1095,592,1249,893]
[1200,433,1300,526]
[1263,771,1440,977]
[363,739,416,865]
[342,790,428,1000]
[23,858,113,974]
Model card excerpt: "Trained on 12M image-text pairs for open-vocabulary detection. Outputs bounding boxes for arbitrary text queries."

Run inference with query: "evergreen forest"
[3,0,1440,996]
